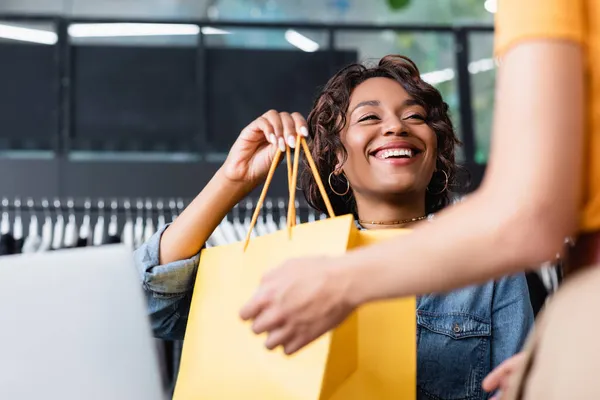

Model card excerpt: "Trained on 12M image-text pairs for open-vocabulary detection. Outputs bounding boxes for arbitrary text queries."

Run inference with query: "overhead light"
[68,23,201,37]
[421,57,497,86]
[285,29,319,52]
[0,23,57,45]
[201,26,230,35]
[468,57,495,74]
[484,0,497,14]
[421,68,455,85]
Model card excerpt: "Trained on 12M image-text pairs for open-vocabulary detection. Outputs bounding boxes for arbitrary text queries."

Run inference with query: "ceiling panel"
[0,0,493,24]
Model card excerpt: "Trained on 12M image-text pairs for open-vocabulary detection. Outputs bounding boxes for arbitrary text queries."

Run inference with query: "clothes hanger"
[12,198,23,241]
[79,199,92,244]
[38,199,54,252]
[63,199,78,248]
[121,200,134,249]
[143,199,155,243]
[51,199,65,250]
[0,198,10,236]
[92,199,105,247]
[108,199,119,238]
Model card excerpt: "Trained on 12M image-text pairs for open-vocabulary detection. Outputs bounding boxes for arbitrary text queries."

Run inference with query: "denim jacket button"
[453,323,461,333]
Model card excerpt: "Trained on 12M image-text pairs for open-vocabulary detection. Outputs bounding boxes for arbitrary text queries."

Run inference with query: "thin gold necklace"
[358,215,428,226]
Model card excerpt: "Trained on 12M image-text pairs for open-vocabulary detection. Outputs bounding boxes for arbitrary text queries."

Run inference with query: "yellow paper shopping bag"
[173,137,416,400]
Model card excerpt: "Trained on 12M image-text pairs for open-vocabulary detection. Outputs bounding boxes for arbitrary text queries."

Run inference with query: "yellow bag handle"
[243,134,335,251]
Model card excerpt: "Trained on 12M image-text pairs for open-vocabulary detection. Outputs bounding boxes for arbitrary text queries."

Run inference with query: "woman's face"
[337,77,438,200]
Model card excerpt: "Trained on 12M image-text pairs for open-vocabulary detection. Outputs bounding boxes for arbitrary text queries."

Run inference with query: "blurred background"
[0,0,496,202]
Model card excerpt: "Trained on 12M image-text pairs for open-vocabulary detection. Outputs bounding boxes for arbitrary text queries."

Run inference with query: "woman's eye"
[358,115,379,122]
[406,114,426,121]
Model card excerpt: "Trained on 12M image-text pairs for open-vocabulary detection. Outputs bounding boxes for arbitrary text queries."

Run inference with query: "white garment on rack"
[51,215,65,250]
[243,216,258,239]
[22,215,40,253]
[254,217,269,237]
[157,214,166,230]
[13,214,23,240]
[122,218,135,249]
[240,219,256,240]
[93,215,105,247]
[209,225,229,246]
[63,214,78,248]
[229,207,245,243]
[134,215,144,249]
[278,215,287,231]
[22,235,41,253]
[37,216,53,252]
[79,214,91,243]
[265,214,279,234]
[108,214,119,238]
[0,210,9,235]
[144,216,155,243]
[219,219,238,244]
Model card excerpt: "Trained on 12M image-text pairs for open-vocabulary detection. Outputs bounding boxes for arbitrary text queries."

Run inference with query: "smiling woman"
[302,55,460,222]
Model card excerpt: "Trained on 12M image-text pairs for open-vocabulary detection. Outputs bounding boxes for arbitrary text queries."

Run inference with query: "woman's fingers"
[263,109,286,152]
[256,110,307,152]
[280,112,297,149]
[250,116,276,147]
[291,112,309,138]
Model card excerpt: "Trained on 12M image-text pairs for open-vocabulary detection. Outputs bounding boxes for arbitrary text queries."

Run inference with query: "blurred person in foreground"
[240,1,600,399]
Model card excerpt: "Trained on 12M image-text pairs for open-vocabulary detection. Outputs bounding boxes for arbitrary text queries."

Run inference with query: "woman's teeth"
[378,148,413,159]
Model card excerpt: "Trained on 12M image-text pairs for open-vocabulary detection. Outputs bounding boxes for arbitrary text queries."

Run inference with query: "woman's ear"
[334,152,345,175]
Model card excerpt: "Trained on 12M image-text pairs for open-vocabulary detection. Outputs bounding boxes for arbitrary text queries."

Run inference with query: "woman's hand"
[239,256,356,355]
[159,110,306,264]
[222,110,308,187]
[482,352,526,399]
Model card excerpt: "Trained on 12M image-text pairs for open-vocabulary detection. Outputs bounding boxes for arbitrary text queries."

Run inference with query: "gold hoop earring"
[328,171,350,196]
[427,170,449,195]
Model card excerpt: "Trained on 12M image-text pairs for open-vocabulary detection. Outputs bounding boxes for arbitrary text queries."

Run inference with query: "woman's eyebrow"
[349,100,380,115]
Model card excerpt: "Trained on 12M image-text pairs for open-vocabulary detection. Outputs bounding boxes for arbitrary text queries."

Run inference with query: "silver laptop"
[0,244,165,400]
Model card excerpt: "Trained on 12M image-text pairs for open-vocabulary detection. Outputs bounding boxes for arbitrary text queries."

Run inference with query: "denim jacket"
[135,224,534,400]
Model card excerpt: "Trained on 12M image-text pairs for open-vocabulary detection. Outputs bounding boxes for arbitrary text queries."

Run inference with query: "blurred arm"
[343,40,584,303]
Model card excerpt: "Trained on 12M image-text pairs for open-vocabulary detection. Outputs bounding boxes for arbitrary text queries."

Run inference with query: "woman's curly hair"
[300,55,462,217]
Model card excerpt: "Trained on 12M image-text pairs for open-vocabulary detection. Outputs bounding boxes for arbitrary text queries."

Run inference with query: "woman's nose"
[383,118,408,137]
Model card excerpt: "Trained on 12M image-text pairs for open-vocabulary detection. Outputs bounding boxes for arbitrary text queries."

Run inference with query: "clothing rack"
[0,196,326,255]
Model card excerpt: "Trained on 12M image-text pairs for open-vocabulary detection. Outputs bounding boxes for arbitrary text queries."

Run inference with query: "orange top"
[494,0,600,233]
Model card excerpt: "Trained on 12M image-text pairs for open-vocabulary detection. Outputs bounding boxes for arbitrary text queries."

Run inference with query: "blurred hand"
[482,352,526,399]
[239,256,355,355]
[222,110,308,187]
